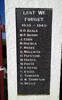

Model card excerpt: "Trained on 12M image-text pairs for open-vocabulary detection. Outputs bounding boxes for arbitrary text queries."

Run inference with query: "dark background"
[16,8,52,95]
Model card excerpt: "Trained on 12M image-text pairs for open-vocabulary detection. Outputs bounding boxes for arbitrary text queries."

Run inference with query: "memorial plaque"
[5,0,62,100]
[16,8,52,95]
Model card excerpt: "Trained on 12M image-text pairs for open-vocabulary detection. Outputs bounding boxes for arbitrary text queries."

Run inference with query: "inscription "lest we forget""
[23,10,45,15]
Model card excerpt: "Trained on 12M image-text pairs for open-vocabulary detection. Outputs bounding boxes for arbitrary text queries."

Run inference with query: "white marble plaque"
[5,0,62,100]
